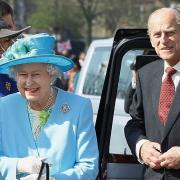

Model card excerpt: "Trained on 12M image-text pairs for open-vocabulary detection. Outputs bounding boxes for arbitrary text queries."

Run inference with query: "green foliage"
[27,0,83,38]
[27,0,54,32]
[10,0,180,47]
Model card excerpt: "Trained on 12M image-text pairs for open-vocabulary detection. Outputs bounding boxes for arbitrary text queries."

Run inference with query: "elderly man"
[0,0,30,96]
[125,8,180,180]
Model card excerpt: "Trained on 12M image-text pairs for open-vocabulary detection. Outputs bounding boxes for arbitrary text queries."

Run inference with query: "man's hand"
[159,146,180,169]
[140,141,161,169]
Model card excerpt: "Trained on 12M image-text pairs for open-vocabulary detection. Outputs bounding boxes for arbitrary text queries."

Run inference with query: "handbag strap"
[37,162,49,180]
[45,163,49,180]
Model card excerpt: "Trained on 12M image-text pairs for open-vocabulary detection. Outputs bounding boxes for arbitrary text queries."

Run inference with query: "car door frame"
[95,28,154,179]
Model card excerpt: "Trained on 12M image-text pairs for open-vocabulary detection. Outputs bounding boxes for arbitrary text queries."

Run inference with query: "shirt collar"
[164,61,180,73]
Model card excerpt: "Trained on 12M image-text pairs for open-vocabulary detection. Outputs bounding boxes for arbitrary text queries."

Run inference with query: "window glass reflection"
[83,46,111,95]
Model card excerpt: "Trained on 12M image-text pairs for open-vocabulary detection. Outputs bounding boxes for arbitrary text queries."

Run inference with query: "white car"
[76,38,143,155]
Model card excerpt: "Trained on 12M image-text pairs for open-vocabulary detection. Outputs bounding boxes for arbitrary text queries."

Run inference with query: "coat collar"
[151,61,164,136]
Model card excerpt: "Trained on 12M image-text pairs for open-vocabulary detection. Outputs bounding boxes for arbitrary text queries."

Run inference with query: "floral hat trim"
[0,33,74,74]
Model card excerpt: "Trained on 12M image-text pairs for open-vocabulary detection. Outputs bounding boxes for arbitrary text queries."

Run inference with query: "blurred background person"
[124,63,136,113]
[68,55,81,92]
[0,0,30,97]
[78,51,86,67]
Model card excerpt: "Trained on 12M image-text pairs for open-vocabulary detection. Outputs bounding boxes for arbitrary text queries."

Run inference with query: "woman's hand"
[21,174,55,180]
[17,156,43,174]
[20,174,38,180]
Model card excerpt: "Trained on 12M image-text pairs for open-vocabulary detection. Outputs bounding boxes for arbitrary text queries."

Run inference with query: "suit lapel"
[151,62,164,134]
[162,81,180,142]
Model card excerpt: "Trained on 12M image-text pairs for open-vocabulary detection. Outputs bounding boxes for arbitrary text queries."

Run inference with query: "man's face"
[2,14,15,30]
[149,10,180,66]
[0,14,15,56]
[0,38,13,55]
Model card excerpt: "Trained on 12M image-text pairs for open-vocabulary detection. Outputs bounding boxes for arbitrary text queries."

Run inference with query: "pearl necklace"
[42,90,54,110]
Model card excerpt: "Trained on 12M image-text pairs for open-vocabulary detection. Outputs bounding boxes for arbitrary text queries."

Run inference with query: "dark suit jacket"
[124,60,180,180]
[124,83,135,113]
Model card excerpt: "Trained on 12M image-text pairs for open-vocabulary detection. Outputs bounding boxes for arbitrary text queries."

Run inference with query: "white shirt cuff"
[136,139,149,164]
[131,79,136,89]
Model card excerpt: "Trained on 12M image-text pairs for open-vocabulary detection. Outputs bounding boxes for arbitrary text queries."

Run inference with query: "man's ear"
[150,36,155,48]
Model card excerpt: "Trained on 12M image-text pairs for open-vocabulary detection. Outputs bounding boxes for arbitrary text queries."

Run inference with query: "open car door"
[95,29,158,180]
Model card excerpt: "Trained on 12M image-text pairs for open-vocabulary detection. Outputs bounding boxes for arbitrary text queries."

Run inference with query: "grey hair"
[47,64,61,77]
[47,64,61,84]
[9,63,61,81]
[147,8,180,36]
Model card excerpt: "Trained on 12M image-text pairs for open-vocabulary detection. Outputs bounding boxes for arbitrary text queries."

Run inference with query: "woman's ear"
[50,76,56,86]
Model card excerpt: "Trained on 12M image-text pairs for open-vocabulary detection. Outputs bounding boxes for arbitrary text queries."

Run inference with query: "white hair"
[46,64,61,77]
[147,8,180,36]
[9,63,61,81]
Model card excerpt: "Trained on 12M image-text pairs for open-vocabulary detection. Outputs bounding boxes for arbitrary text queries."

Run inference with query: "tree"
[27,0,54,32]
[27,0,83,39]
[76,0,102,45]
[6,0,178,48]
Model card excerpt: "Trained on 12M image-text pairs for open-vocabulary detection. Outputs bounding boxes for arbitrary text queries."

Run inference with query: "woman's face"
[16,63,53,104]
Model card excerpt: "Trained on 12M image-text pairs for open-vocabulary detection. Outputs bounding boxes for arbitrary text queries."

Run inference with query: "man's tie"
[158,67,176,126]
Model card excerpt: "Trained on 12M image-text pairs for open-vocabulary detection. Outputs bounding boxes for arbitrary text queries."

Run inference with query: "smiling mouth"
[161,47,172,51]
[25,88,39,94]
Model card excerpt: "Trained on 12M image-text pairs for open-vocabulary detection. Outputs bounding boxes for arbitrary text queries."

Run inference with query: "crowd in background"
[55,42,86,92]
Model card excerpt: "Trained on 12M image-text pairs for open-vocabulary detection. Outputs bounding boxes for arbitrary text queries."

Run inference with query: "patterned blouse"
[27,105,52,140]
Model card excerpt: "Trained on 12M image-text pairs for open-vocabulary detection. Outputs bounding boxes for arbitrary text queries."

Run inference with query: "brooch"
[5,82,11,91]
[60,103,70,113]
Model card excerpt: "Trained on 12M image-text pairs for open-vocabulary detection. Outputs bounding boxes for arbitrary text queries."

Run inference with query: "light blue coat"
[0,89,99,180]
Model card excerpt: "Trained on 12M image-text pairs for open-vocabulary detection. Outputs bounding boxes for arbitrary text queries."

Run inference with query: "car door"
[95,29,158,180]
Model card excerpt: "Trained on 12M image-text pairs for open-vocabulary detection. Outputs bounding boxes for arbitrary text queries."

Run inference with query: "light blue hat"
[0,33,74,74]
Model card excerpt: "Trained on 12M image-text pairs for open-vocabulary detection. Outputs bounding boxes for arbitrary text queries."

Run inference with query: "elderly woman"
[0,33,99,180]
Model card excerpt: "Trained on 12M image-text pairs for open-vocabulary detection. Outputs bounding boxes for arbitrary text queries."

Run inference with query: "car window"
[82,46,144,100]
[83,46,112,95]
[117,49,144,99]
[110,48,156,155]
[110,49,144,154]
